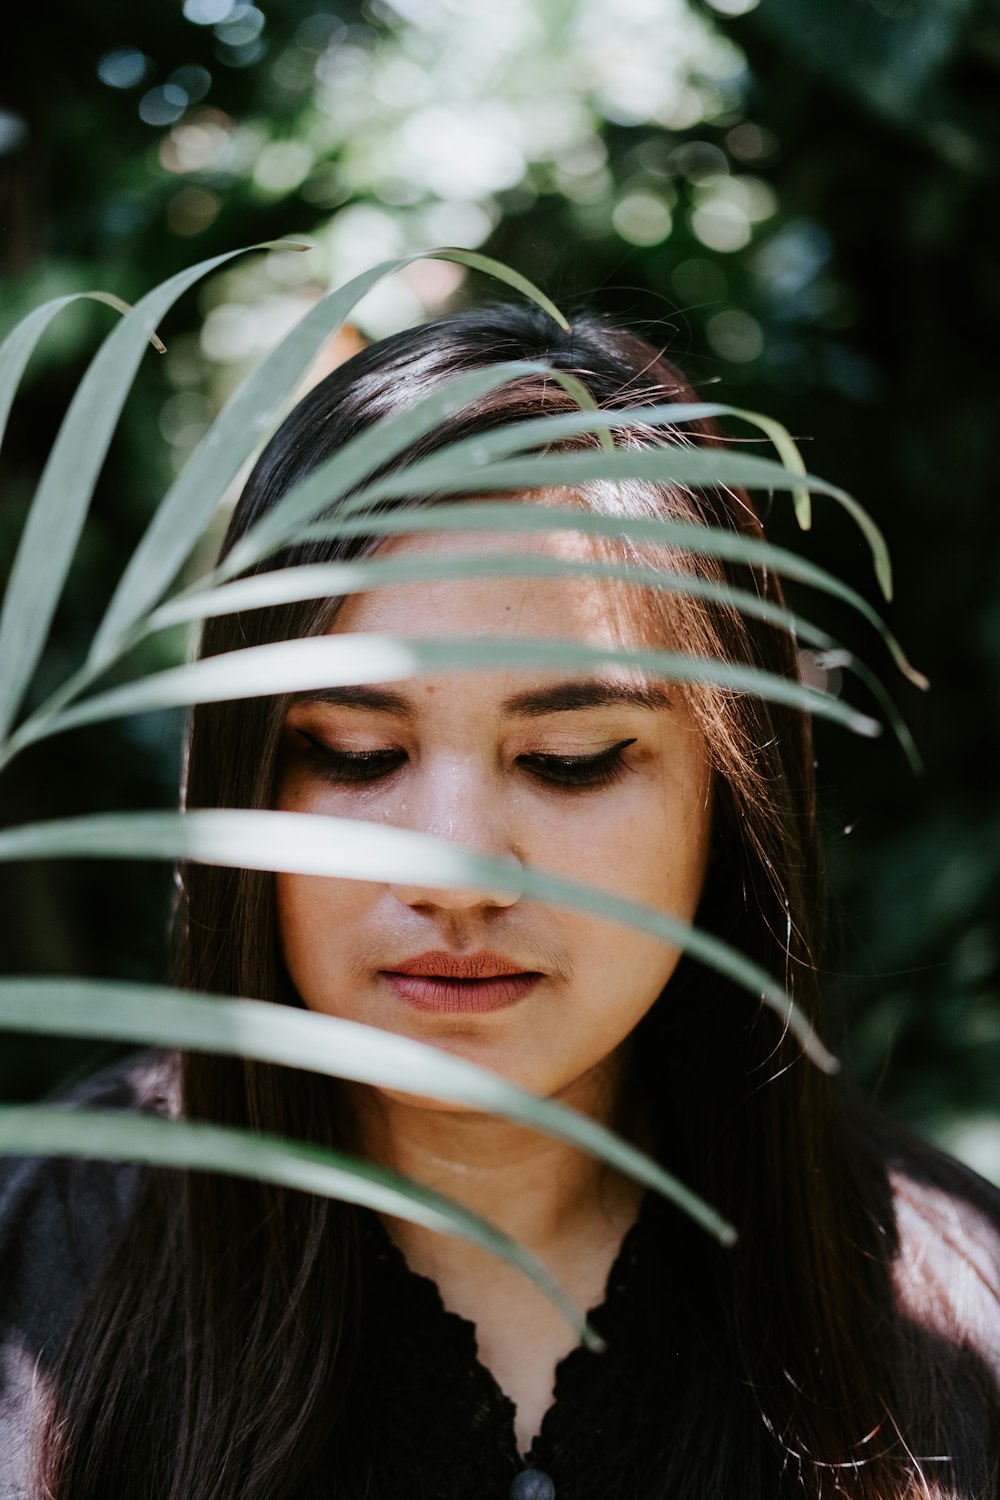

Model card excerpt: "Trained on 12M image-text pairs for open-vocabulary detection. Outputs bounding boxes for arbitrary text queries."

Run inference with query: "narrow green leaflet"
[326,400,808,516]
[224,413,838,585]
[0,977,735,1244]
[217,360,561,583]
[0,242,302,744]
[146,552,833,648]
[734,408,812,536]
[140,560,916,773]
[436,249,569,330]
[0,291,162,464]
[219,396,779,581]
[89,249,572,668]
[548,370,614,449]
[337,445,854,512]
[217,360,612,583]
[3,635,881,764]
[0,1105,602,1345]
[819,487,895,602]
[301,503,927,690]
[327,397,888,599]
[222,396,888,601]
[0,808,839,1074]
[325,398,885,597]
[7,500,918,770]
[825,648,922,774]
[139,554,928,759]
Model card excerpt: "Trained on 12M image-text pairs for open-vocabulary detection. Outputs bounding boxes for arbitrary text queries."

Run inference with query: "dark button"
[509,1470,555,1500]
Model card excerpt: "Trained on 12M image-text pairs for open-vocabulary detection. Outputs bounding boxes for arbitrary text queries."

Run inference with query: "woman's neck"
[342,1041,649,1271]
[343,1042,653,1453]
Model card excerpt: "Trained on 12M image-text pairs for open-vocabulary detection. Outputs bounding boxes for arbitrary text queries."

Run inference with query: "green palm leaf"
[0,245,915,1293]
[0,635,880,771]
[88,250,572,670]
[329,398,888,597]
[133,554,917,771]
[214,360,594,584]
[0,1104,604,1345]
[145,551,828,642]
[301,502,926,689]
[0,977,734,1245]
[0,808,838,1074]
[0,290,163,462]
[223,398,855,586]
[0,241,307,743]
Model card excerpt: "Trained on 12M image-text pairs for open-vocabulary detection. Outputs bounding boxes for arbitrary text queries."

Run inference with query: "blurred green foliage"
[1,0,997,1176]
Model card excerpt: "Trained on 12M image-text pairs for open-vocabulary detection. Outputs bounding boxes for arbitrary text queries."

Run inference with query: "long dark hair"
[40,304,999,1497]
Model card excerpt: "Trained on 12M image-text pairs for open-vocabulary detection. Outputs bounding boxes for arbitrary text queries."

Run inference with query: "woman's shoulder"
[881,1121,1000,1391]
[0,1049,177,1495]
[0,1048,177,1238]
[0,1047,177,1298]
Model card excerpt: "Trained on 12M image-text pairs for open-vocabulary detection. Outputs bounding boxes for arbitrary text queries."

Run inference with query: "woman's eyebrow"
[292,679,673,715]
[502,679,673,716]
[291,685,412,713]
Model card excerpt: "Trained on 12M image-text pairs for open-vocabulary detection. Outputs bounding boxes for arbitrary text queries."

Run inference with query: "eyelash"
[298,736,638,792]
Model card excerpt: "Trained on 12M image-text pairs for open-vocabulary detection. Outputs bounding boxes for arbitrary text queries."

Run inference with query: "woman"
[1,304,998,1499]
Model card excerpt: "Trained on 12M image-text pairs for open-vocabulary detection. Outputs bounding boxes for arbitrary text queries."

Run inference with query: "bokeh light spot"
[708,173,778,222]
[295,13,347,52]
[253,139,314,195]
[392,103,526,199]
[97,48,152,90]
[753,219,832,297]
[139,85,189,128]
[166,186,222,235]
[264,248,318,285]
[0,110,29,155]
[167,65,212,104]
[690,174,775,252]
[216,37,266,68]
[725,122,778,163]
[215,4,265,46]
[401,257,468,310]
[299,163,350,209]
[159,111,235,174]
[201,293,323,364]
[690,197,750,252]
[419,199,496,249]
[183,0,236,23]
[707,308,764,362]
[669,140,728,182]
[159,391,214,448]
[612,190,673,246]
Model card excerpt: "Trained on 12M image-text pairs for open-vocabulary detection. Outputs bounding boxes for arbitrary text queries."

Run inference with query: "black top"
[1,1053,999,1499]
[343,1180,685,1500]
[0,1052,690,1500]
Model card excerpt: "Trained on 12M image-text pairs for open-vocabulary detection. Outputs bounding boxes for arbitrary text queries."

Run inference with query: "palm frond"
[0,245,917,1319]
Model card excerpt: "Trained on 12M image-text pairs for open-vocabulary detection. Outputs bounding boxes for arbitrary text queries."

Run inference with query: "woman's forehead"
[328,524,649,645]
[369,521,602,562]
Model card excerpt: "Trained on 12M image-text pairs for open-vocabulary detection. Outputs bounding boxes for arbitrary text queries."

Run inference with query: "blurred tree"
[1,0,997,1177]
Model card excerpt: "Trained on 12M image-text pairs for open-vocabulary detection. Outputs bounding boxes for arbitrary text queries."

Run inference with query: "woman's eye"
[519,738,638,791]
[299,737,406,784]
[295,734,638,791]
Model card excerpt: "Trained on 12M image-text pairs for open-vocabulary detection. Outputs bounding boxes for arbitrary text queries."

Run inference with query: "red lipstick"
[382,951,542,1013]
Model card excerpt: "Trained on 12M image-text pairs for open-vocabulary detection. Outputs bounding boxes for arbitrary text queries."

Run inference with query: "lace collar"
[340,1188,686,1499]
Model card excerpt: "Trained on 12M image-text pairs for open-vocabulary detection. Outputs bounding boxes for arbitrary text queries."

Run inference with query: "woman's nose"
[386,762,524,911]
[390,874,522,911]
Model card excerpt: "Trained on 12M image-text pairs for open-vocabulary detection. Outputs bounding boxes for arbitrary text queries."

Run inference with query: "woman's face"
[275,522,714,1111]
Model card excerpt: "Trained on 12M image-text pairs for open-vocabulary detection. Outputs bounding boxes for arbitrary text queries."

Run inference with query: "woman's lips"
[381,971,542,1013]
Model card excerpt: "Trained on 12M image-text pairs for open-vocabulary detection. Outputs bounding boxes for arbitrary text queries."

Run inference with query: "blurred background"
[1,0,998,1179]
